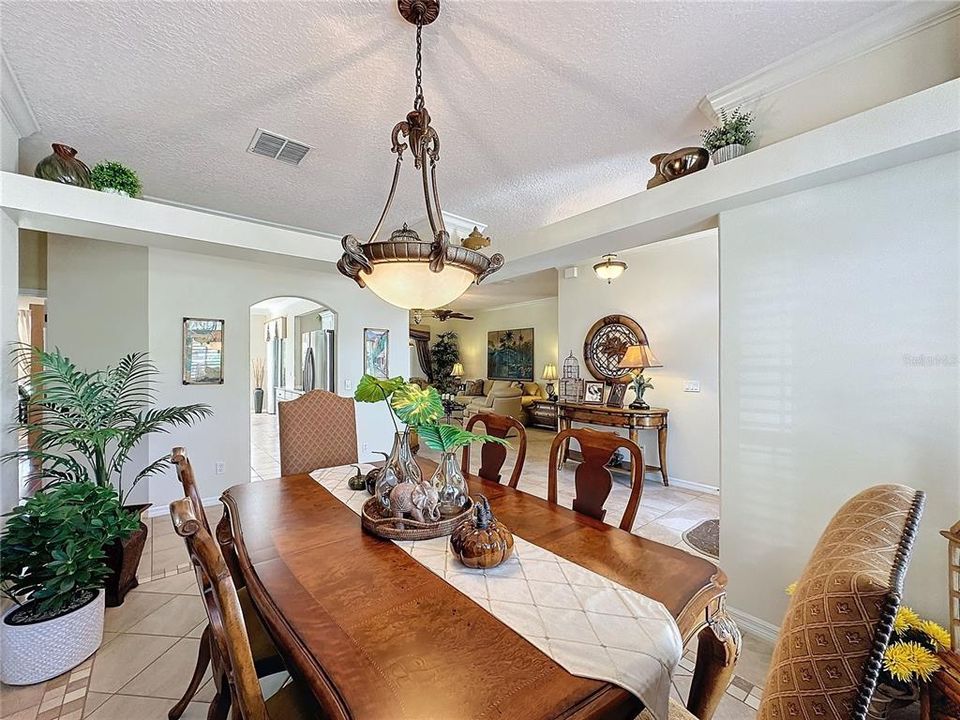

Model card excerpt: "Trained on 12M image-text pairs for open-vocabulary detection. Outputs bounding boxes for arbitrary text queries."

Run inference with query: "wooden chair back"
[278,389,358,476]
[169,497,269,720]
[171,447,210,533]
[462,412,527,488]
[547,428,644,531]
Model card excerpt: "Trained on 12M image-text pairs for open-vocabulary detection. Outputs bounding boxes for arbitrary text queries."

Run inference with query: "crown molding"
[1,52,40,138]
[699,2,960,121]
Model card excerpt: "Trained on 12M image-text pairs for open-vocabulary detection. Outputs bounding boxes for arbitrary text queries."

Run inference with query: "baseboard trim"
[668,477,720,495]
[145,496,221,518]
[728,606,780,645]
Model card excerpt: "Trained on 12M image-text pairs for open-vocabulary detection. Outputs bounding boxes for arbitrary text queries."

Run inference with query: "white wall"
[442,297,560,383]
[557,232,720,489]
[44,237,409,509]
[0,210,19,512]
[249,311,267,408]
[747,15,960,147]
[719,152,959,627]
[0,108,18,173]
[46,235,152,503]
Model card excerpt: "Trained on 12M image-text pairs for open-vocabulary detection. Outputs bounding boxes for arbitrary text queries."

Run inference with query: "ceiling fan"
[412,308,475,323]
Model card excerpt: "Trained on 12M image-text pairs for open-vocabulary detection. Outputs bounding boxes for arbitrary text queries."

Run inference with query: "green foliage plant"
[700,107,755,152]
[0,482,139,619]
[430,331,461,394]
[416,423,509,453]
[90,161,143,197]
[3,346,212,505]
[354,374,443,434]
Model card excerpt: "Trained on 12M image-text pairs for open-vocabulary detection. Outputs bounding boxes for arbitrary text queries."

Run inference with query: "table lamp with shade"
[617,344,662,410]
[450,362,465,393]
[542,363,558,401]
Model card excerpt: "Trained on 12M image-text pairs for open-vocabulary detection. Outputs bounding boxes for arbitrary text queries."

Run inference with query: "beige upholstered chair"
[170,498,323,720]
[277,389,358,476]
[168,449,285,720]
[644,484,926,720]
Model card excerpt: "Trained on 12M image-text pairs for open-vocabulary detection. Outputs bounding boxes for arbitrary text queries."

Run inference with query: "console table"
[558,402,669,486]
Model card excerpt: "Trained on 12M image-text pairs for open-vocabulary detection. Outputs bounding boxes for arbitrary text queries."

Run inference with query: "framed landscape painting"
[182,318,224,385]
[364,328,389,379]
[487,328,534,381]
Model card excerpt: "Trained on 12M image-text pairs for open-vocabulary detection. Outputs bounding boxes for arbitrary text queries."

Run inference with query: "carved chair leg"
[169,623,212,719]
[686,611,742,720]
[207,686,231,720]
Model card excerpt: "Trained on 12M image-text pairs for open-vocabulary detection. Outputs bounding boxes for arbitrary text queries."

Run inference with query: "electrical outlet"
[215,461,225,475]
[361,442,369,452]
[683,380,701,393]
[344,379,353,390]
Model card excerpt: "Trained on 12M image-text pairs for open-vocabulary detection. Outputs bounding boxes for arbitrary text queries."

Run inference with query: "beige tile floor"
[1,413,772,720]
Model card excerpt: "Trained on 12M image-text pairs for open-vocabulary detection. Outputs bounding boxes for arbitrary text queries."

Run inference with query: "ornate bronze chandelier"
[337,0,504,310]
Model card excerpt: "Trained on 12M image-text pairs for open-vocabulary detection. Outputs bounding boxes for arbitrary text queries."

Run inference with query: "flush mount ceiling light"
[337,0,504,310]
[593,254,628,283]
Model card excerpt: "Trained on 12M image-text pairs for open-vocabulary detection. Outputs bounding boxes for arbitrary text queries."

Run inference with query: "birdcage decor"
[559,351,583,403]
[943,520,960,650]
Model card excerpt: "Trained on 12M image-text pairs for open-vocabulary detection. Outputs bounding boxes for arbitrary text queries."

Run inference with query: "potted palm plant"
[1,482,138,684]
[4,347,212,606]
[701,107,756,164]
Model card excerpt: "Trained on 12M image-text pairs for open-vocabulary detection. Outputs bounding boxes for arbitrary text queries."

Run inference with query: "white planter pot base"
[1,590,105,685]
[710,143,747,165]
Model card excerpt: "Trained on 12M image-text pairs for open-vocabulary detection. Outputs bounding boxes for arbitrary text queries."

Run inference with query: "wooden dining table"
[219,458,741,720]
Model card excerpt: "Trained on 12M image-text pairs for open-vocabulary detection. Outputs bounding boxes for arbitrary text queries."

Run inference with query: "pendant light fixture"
[337,0,504,309]
[593,254,627,284]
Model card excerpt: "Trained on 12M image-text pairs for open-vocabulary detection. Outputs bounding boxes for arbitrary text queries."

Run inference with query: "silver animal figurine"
[389,480,440,523]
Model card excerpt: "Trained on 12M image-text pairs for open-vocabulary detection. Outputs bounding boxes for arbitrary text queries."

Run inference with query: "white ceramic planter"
[101,187,130,197]
[1,590,104,685]
[710,143,747,165]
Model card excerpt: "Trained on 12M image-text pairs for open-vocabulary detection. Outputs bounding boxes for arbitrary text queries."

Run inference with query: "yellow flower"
[917,620,951,651]
[785,582,798,596]
[893,606,922,634]
[883,641,941,683]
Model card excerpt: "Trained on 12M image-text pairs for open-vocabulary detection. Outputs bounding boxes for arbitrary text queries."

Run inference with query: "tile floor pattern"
[2,413,774,720]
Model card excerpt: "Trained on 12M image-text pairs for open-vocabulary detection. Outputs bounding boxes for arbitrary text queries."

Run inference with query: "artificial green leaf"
[353,374,405,403]
[416,422,510,452]
[390,384,443,427]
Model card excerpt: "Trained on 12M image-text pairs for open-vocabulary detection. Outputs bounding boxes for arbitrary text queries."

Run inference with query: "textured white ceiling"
[4,0,890,252]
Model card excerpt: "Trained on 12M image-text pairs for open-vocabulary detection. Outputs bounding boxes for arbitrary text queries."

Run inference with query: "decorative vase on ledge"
[710,143,747,165]
[34,143,92,187]
[376,430,422,509]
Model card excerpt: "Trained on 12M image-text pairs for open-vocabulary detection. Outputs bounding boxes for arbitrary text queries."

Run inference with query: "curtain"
[411,329,433,382]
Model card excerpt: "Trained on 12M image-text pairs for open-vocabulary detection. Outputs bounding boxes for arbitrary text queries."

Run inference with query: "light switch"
[344,379,353,390]
[683,380,701,393]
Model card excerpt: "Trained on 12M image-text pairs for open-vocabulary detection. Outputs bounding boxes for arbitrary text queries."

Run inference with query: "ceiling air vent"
[247,128,311,166]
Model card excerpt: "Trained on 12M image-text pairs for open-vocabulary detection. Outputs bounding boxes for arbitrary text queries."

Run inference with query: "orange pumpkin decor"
[450,495,514,569]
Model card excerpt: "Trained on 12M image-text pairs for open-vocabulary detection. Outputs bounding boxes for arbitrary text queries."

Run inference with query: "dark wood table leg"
[687,609,741,720]
[657,423,669,486]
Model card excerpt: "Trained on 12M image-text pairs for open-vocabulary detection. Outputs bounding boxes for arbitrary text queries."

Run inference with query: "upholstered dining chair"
[170,498,323,720]
[642,483,926,720]
[168,448,285,720]
[461,412,527,488]
[546,427,645,532]
[278,389,358,476]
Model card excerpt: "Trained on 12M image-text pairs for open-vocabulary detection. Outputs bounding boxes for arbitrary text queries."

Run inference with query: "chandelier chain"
[414,17,424,110]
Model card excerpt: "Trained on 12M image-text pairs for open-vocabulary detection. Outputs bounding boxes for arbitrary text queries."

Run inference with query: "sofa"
[455,379,548,424]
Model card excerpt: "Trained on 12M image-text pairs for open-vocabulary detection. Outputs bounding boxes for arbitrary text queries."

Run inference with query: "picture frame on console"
[582,381,605,405]
[606,383,627,408]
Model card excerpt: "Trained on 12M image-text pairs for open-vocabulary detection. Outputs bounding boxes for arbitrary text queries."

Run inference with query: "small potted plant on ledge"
[701,107,756,165]
[91,160,143,197]
[4,347,212,606]
[0,482,138,684]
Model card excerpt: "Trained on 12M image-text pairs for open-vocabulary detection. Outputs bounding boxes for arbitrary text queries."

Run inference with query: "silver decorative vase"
[431,451,469,518]
[376,431,421,510]
[710,143,747,165]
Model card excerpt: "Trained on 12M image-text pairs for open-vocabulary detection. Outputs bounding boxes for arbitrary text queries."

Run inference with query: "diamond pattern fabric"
[758,484,924,720]
[312,464,683,720]
[278,390,358,476]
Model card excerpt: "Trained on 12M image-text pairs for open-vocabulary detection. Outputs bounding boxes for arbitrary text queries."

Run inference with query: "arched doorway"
[249,296,336,481]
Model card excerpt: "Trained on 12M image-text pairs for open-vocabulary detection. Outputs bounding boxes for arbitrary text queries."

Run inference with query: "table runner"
[311,464,682,720]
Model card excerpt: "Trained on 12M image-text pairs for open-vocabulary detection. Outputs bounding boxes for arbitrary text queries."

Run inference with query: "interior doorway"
[248,297,336,482]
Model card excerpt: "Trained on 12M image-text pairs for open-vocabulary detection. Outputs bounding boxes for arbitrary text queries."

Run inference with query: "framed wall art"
[582,380,605,405]
[487,327,534,380]
[182,318,224,385]
[364,328,389,379]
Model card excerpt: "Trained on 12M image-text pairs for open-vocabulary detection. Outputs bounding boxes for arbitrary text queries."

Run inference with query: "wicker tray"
[361,496,473,541]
